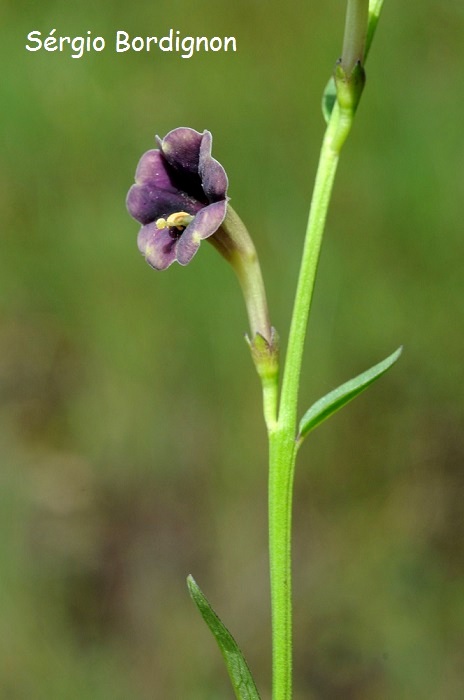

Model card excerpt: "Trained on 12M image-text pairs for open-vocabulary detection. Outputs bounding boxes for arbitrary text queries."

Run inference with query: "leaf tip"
[187,573,198,596]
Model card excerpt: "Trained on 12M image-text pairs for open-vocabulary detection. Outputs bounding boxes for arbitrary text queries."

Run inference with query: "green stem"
[268,426,296,700]
[268,99,355,700]
[279,104,353,431]
[265,5,384,694]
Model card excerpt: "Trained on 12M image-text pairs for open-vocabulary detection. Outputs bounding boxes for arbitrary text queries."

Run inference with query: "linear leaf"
[297,347,402,442]
[366,0,385,57]
[187,575,261,700]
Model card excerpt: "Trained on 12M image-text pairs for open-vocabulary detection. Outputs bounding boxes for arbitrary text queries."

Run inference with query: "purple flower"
[127,127,229,270]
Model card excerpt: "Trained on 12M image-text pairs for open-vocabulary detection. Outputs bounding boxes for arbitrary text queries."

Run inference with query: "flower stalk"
[210,205,279,432]
[341,0,369,74]
[210,205,273,346]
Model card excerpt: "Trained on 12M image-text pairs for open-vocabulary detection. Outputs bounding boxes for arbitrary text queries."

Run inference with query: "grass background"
[1,1,463,698]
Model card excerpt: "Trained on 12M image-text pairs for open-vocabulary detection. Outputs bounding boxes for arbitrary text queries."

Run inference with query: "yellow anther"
[166,211,195,229]
[156,211,194,231]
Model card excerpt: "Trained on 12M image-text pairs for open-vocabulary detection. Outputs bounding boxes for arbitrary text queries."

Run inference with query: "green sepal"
[297,347,402,444]
[334,59,366,113]
[322,61,366,124]
[322,61,366,123]
[187,575,261,700]
[247,327,279,382]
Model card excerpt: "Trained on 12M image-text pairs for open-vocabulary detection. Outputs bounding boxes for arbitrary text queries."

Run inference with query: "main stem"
[268,100,354,700]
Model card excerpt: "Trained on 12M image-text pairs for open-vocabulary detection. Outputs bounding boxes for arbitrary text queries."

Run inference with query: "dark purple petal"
[137,222,179,270]
[127,184,202,226]
[192,200,228,240]
[199,131,228,202]
[134,149,178,192]
[175,229,201,266]
[176,201,227,265]
[158,127,204,175]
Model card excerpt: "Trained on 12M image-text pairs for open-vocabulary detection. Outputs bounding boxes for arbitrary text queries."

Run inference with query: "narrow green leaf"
[187,575,261,700]
[297,346,402,442]
[366,0,385,58]
[321,0,385,123]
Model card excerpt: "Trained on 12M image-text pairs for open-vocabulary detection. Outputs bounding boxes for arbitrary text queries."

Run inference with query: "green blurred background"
[1,1,463,698]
